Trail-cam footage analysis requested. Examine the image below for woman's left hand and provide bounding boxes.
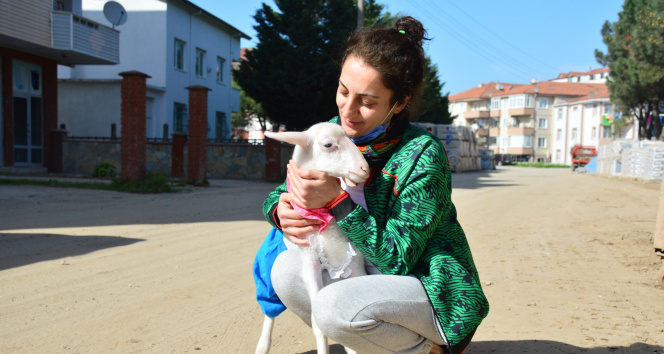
[288,160,343,209]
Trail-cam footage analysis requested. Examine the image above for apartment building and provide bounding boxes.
[450,79,610,162]
[552,86,635,165]
[57,0,250,140]
[549,67,610,84]
[0,0,119,171]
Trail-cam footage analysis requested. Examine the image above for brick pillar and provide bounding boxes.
[48,129,68,174]
[186,85,211,185]
[171,132,187,178]
[119,71,151,181]
[264,136,281,181]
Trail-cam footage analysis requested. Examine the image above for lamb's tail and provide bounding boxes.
[255,315,275,354]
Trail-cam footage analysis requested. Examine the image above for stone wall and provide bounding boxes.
[61,139,292,181]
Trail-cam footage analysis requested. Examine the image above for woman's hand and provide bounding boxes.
[287,160,343,209]
[276,192,321,246]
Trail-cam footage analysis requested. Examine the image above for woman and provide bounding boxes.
[262,16,489,354]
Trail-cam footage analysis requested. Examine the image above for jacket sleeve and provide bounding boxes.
[330,137,451,275]
[262,180,288,229]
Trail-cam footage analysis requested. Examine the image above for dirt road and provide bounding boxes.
[1,167,662,353]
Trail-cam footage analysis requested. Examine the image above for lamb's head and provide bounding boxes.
[264,123,370,184]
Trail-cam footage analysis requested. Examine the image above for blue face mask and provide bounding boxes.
[350,101,398,145]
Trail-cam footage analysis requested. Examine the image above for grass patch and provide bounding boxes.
[0,172,186,194]
[514,162,570,168]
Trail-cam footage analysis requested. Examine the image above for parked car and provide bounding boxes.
[494,154,513,166]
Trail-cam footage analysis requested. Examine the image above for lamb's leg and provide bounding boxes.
[255,315,274,354]
[300,248,329,354]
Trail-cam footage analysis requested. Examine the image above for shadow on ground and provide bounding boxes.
[0,233,144,271]
[295,341,663,354]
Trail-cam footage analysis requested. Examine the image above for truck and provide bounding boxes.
[570,145,597,171]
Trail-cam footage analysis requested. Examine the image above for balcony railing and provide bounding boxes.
[464,110,489,119]
[52,11,119,65]
[507,127,534,135]
[508,107,534,116]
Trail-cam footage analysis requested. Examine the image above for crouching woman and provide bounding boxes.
[262,16,489,354]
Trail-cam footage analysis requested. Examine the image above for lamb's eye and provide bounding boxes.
[323,143,333,148]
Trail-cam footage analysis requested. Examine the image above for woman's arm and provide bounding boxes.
[331,138,451,275]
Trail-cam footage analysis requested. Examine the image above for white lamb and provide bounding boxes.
[256,122,370,354]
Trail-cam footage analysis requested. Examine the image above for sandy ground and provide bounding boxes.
[1,167,663,354]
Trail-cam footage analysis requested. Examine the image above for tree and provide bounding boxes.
[596,0,664,140]
[410,56,455,124]
[234,0,383,131]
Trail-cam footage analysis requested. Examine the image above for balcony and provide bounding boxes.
[464,110,489,119]
[476,128,489,137]
[51,11,119,65]
[507,127,534,135]
[490,109,501,117]
[506,147,533,155]
[489,128,500,136]
[508,107,534,116]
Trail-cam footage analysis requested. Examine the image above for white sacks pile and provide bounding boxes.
[597,139,664,181]
[411,123,481,172]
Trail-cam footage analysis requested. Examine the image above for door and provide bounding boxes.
[12,61,42,166]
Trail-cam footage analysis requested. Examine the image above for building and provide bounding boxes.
[450,79,612,163]
[552,86,635,165]
[0,0,119,171]
[57,0,250,141]
[549,67,610,84]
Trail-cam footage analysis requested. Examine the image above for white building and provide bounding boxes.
[57,0,250,140]
[552,86,636,165]
[549,67,609,84]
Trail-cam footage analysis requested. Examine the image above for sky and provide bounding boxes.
[189,0,625,96]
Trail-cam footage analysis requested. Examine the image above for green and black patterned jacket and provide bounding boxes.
[262,119,489,347]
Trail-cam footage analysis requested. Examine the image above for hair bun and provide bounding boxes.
[395,16,427,43]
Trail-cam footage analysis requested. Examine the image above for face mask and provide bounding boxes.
[350,101,398,144]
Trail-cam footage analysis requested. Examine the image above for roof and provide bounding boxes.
[554,67,609,80]
[178,0,251,40]
[449,82,526,101]
[555,85,611,105]
[491,82,607,97]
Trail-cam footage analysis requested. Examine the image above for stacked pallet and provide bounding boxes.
[411,123,481,172]
[597,139,664,181]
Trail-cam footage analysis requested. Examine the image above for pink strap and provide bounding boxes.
[287,174,334,233]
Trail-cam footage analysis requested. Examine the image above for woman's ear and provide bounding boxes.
[394,96,411,114]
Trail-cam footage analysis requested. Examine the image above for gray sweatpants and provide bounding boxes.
[271,249,445,354]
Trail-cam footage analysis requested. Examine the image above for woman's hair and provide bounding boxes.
[341,16,429,107]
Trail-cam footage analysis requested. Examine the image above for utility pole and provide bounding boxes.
[357,0,364,28]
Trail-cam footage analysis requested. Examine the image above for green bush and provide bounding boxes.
[92,163,117,178]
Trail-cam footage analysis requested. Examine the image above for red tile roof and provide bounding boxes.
[556,85,610,104]
[490,82,607,97]
[554,67,609,79]
[449,82,526,101]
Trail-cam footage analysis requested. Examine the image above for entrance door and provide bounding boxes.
[12,61,43,166]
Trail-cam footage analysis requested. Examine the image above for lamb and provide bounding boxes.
[255,122,370,354]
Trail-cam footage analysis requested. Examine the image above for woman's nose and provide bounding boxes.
[340,97,356,118]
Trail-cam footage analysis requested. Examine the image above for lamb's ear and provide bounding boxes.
[264,131,311,149]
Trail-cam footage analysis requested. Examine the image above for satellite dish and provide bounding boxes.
[103,1,127,28]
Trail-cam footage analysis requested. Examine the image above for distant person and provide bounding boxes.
[261,16,489,354]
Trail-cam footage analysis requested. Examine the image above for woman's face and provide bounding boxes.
[336,56,405,139]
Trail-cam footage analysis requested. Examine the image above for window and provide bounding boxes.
[502,137,508,148]
[538,98,548,109]
[537,137,547,148]
[195,48,206,77]
[491,97,500,110]
[174,39,185,70]
[537,157,546,163]
[538,118,548,129]
[216,111,226,141]
[501,98,507,109]
[556,150,561,161]
[603,126,612,138]
[216,57,226,84]
[173,102,188,133]
[605,104,613,115]
[592,127,597,139]
[489,136,497,146]
[502,118,508,128]
[593,103,599,117]
[509,135,532,148]
[508,94,534,108]
[558,108,563,120]
[472,103,480,111]
[556,129,562,141]
[572,128,578,141]
[589,74,594,80]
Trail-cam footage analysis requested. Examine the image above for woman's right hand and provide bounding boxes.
[277,192,322,246]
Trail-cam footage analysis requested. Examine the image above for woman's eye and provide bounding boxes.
[361,101,374,107]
